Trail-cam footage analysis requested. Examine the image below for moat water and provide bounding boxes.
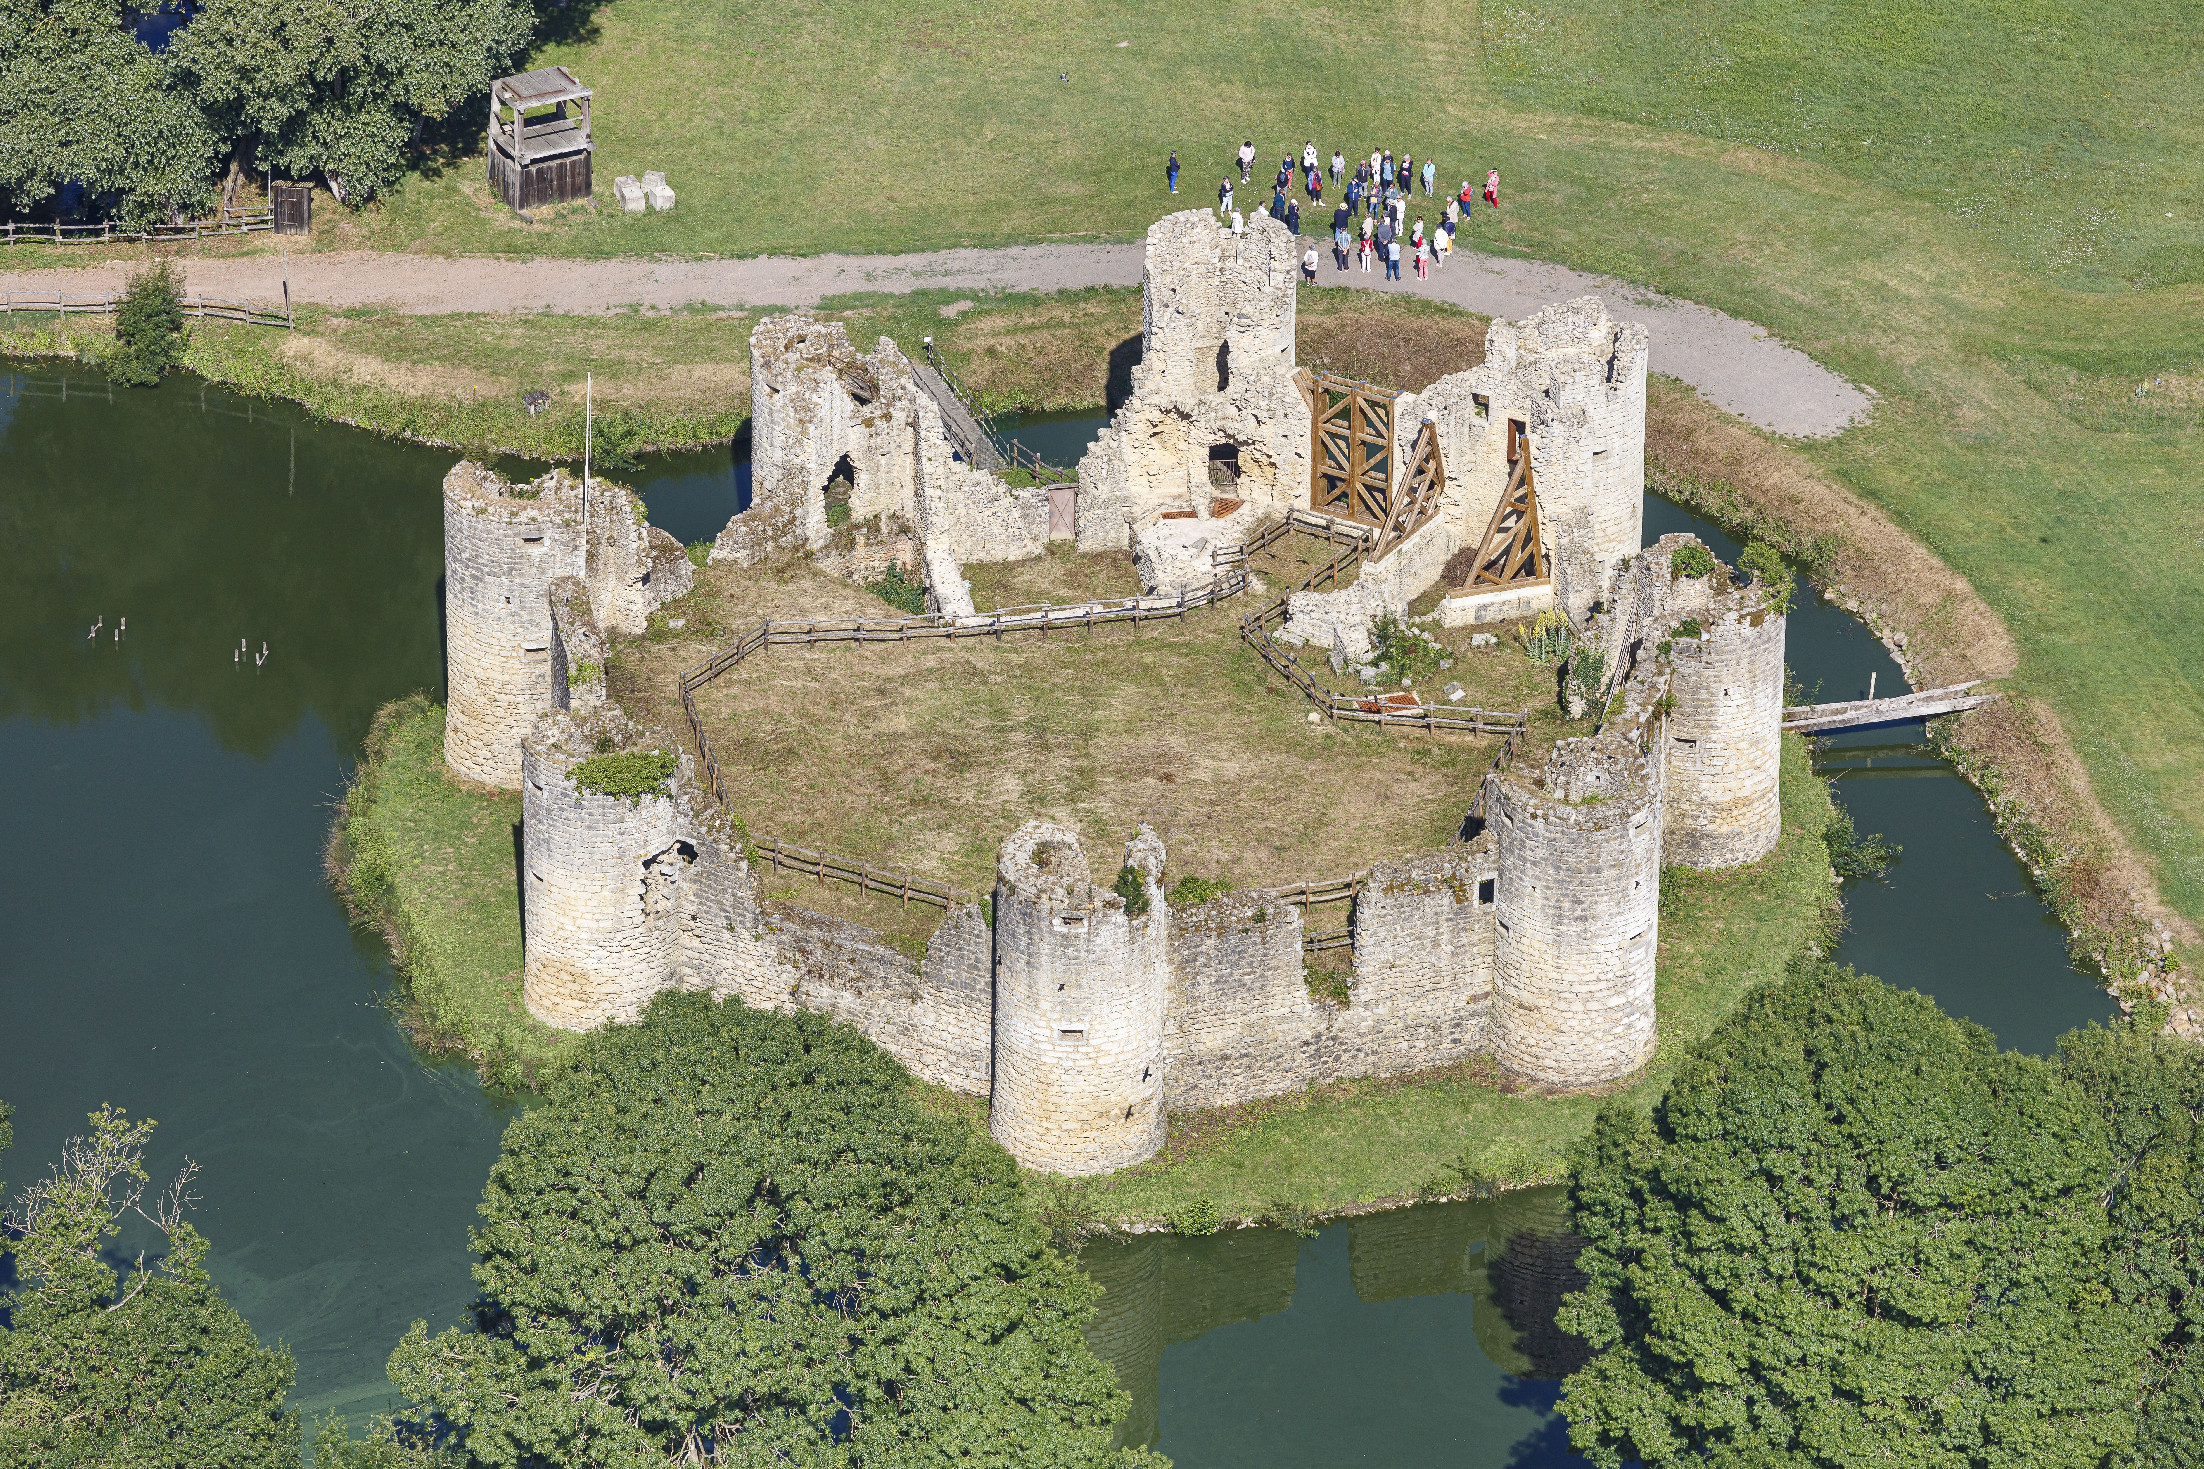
[0,381,2114,1453]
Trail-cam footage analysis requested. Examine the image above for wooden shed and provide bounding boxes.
[487,66,594,213]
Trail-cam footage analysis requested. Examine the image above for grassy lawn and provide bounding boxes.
[633,549,1557,902]
[333,695,575,1084]
[1091,733,1839,1226]
[287,0,2204,936]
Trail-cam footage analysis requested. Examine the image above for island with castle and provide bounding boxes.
[421,210,1805,1178]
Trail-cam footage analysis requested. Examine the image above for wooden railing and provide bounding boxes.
[674,514,1527,926]
[2,290,292,329]
[3,211,274,245]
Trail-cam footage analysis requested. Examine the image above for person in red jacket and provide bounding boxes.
[1484,168,1500,210]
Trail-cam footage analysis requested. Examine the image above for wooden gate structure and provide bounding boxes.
[1463,418,1548,588]
[1310,373,1396,526]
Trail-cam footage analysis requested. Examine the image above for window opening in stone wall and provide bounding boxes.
[1208,442,1242,490]
[1215,340,1231,391]
[1472,393,1489,420]
[1058,1026,1087,1043]
[1478,877,1496,906]
[823,454,856,531]
[1506,418,1527,463]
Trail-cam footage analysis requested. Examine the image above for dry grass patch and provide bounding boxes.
[963,545,1142,610]
[626,547,1555,902]
[1297,292,1490,391]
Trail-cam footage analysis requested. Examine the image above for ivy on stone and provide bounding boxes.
[1668,542,1716,580]
[387,993,1160,1469]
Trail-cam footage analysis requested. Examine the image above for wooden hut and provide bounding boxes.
[487,67,593,213]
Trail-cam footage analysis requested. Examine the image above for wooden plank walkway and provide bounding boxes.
[1782,681,1996,733]
[909,357,1004,472]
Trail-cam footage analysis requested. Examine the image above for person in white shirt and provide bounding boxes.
[1303,241,1319,281]
[1330,151,1345,185]
[1238,140,1256,182]
[1230,209,1245,236]
[1302,141,1318,173]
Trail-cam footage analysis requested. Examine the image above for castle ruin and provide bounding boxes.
[436,209,1790,1175]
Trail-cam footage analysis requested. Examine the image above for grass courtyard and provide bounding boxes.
[615,542,1560,922]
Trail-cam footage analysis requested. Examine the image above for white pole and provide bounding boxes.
[1868,670,1876,702]
[584,372,592,489]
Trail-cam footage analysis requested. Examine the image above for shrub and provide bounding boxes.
[1739,540,1794,613]
[589,405,644,472]
[1669,618,1704,640]
[1166,874,1233,908]
[685,541,710,567]
[564,659,601,691]
[568,749,676,801]
[1170,1197,1224,1236]
[387,994,1151,1468]
[1824,803,1899,880]
[1566,645,1610,713]
[867,563,928,615]
[1370,612,1447,682]
[1668,542,1716,580]
[1113,863,1151,916]
[107,260,187,387]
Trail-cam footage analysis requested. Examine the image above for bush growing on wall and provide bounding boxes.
[386,993,1159,1468]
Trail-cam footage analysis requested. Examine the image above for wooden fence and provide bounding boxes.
[2,211,274,245]
[673,514,1529,937]
[2,290,292,329]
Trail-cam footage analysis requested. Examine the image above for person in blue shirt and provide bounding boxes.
[1167,151,1179,194]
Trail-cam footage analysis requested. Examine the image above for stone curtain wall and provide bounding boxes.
[1162,894,1320,1110]
[548,576,606,715]
[443,463,585,787]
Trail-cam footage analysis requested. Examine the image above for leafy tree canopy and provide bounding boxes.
[0,0,219,224]
[1558,961,2150,1469]
[390,992,1162,1469]
[172,0,531,205]
[0,1105,300,1468]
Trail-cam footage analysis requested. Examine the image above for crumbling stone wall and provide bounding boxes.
[1076,211,1311,551]
[990,823,1170,1175]
[547,576,606,716]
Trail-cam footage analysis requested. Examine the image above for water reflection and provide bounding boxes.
[1082,1191,1593,1466]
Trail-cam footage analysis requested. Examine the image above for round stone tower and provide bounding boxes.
[1489,738,1661,1088]
[520,707,691,1030]
[443,462,585,788]
[1662,599,1786,868]
[990,822,1168,1175]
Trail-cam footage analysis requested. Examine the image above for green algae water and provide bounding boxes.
[0,384,2117,1455]
[0,366,509,1425]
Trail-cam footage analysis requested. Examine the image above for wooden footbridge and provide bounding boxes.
[1782,681,1997,734]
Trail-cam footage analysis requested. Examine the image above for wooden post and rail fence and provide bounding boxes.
[671,513,1532,950]
[2,289,293,329]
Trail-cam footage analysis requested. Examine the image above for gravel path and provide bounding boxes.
[0,242,1870,437]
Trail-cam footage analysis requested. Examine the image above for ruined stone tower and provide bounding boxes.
[442,463,586,787]
[1075,211,1311,549]
[990,823,1170,1174]
[520,707,695,1029]
[1596,534,1787,869]
[1489,736,1663,1087]
[442,462,692,789]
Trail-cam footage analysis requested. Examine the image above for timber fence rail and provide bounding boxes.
[672,513,1526,921]
[3,211,274,245]
[3,289,292,329]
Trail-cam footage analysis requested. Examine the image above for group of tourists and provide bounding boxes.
[1187,140,1502,285]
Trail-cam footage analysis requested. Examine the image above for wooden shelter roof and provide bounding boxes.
[493,66,591,109]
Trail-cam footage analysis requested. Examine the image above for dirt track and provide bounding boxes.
[0,241,1871,437]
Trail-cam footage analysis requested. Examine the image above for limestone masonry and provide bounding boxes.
[443,209,1793,1175]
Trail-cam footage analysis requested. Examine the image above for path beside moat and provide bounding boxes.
[0,241,1871,437]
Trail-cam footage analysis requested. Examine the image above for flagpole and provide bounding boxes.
[584,372,592,490]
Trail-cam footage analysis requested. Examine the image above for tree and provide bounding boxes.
[2055,1020,2204,1468]
[1557,961,2149,1469]
[172,0,532,205]
[0,0,219,225]
[389,992,1162,1469]
[107,257,187,386]
[0,1105,299,1468]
